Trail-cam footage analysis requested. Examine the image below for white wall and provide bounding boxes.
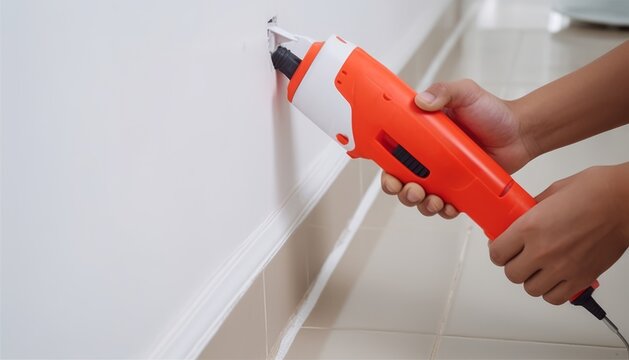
[0,0,451,358]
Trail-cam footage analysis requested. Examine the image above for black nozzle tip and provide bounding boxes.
[571,286,607,320]
[271,46,302,79]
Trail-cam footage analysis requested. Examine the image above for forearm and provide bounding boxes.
[611,162,629,242]
[511,40,629,159]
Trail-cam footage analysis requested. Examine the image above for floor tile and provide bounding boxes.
[360,191,404,229]
[285,328,435,360]
[435,336,626,359]
[501,84,539,100]
[436,29,522,84]
[304,160,362,241]
[510,27,627,84]
[358,159,380,195]
[443,225,629,347]
[298,223,343,284]
[475,0,553,30]
[362,191,466,232]
[303,221,466,334]
[199,276,267,359]
[513,124,629,196]
[301,160,363,283]
[398,0,461,90]
[263,232,309,351]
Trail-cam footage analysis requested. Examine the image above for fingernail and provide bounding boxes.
[419,91,436,103]
[383,181,393,193]
[407,189,421,203]
[427,200,439,213]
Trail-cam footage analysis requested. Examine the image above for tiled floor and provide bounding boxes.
[200,160,376,359]
[285,0,629,359]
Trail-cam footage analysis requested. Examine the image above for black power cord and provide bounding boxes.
[571,286,629,356]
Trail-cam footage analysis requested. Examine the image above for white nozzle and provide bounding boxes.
[268,25,297,51]
[267,21,314,59]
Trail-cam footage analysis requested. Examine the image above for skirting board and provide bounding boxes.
[149,143,349,359]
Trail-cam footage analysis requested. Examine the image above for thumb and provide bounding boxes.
[414,79,483,112]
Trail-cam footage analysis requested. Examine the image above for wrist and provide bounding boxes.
[506,97,543,162]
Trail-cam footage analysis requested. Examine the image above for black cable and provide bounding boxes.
[571,286,629,357]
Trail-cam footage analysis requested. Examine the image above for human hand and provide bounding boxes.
[489,164,629,305]
[381,79,536,218]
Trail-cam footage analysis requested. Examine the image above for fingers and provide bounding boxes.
[511,266,571,304]
[381,172,426,206]
[489,225,526,266]
[415,90,440,111]
[521,269,564,298]
[494,244,577,304]
[502,247,539,284]
[492,234,570,304]
[417,195,443,216]
[417,195,460,218]
[414,79,483,112]
[380,172,459,219]
[398,183,426,207]
[541,281,572,305]
[439,204,460,219]
[381,172,402,195]
[523,270,596,305]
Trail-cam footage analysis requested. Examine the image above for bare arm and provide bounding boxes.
[514,40,629,159]
[382,40,629,220]
[381,40,629,306]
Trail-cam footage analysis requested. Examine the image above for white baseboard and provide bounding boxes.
[272,170,383,359]
[148,143,348,359]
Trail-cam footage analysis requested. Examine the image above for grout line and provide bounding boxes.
[471,80,546,87]
[301,326,439,337]
[262,272,270,358]
[304,245,311,286]
[273,172,383,360]
[437,334,628,350]
[429,222,474,360]
[295,326,627,351]
[504,30,527,88]
[417,1,481,91]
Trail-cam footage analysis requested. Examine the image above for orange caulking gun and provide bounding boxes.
[268,26,628,351]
